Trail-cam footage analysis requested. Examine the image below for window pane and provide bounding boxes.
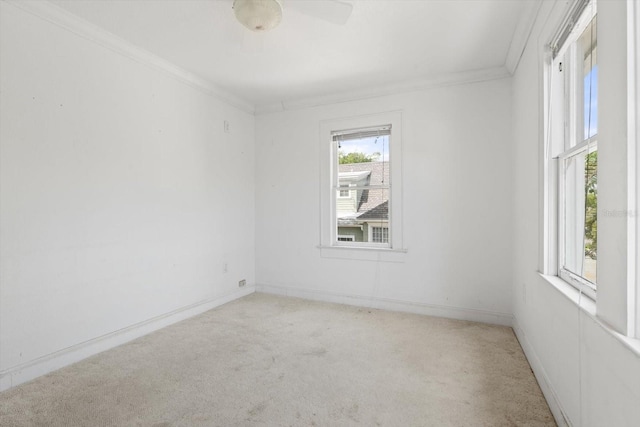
[338,135,389,189]
[581,16,597,140]
[336,188,389,244]
[584,150,597,283]
[563,149,597,283]
[335,132,390,245]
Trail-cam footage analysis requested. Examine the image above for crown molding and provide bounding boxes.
[254,66,512,115]
[4,0,528,117]
[3,0,255,114]
[505,0,543,75]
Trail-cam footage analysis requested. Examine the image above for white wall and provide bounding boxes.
[512,1,640,426]
[0,2,255,389]
[255,78,514,324]
[5,3,638,424]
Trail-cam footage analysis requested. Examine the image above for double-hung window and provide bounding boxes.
[547,0,598,297]
[319,111,403,253]
[332,125,391,248]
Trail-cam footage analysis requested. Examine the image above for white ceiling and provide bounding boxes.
[47,0,532,110]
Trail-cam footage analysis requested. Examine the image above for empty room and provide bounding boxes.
[1,0,639,425]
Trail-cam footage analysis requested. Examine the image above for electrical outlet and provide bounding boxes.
[238,279,246,287]
[223,262,228,273]
[224,120,230,133]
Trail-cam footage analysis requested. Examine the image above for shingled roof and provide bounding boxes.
[357,200,388,220]
[338,161,389,220]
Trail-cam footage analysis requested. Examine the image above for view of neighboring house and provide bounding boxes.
[337,161,389,243]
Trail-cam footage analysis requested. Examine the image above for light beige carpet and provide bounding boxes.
[0,293,555,426]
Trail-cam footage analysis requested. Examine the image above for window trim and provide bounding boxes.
[540,0,640,338]
[333,130,391,249]
[319,111,404,254]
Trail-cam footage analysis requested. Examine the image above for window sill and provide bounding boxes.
[317,245,408,262]
[538,273,640,357]
[538,273,596,316]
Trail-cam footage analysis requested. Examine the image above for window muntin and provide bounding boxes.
[332,126,391,247]
[551,0,598,295]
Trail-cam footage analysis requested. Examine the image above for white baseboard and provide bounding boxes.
[256,283,514,326]
[0,286,256,392]
[512,316,572,427]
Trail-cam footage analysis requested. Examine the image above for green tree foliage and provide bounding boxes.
[338,151,380,164]
[584,151,597,259]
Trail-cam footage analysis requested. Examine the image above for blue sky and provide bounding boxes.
[584,65,598,139]
[339,135,389,161]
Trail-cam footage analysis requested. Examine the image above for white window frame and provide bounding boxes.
[319,111,404,253]
[543,0,598,300]
[540,0,640,339]
[333,125,390,249]
[558,143,598,299]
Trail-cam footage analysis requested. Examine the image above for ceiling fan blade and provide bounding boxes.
[287,0,353,25]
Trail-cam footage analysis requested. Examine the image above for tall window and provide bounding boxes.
[319,111,403,254]
[332,126,391,247]
[549,0,598,296]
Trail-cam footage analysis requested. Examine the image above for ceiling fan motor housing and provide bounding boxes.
[233,0,283,32]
